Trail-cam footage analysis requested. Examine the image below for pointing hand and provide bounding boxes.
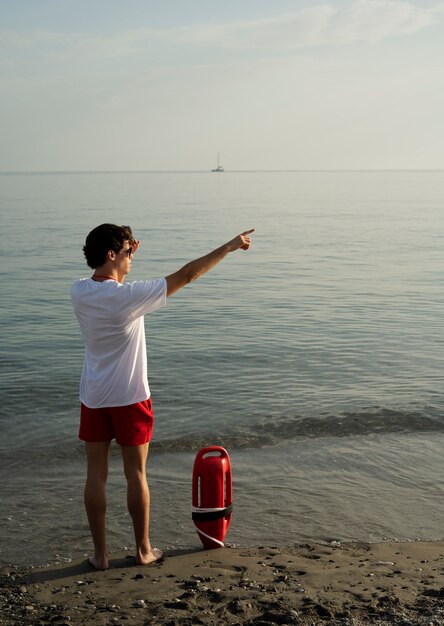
[228,229,255,252]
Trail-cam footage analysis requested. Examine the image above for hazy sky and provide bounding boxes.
[1,0,444,171]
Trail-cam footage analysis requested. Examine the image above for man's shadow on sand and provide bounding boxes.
[22,548,201,585]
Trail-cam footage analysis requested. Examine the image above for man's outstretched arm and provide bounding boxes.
[165,229,254,297]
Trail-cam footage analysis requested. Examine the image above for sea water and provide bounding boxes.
[0,170,443,567]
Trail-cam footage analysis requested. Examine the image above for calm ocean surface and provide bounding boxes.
[0,170,443,567]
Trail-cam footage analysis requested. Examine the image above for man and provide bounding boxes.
[71,223,254,570]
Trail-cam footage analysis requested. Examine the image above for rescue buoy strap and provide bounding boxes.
[195,528,225,547]
[192,503,233,521]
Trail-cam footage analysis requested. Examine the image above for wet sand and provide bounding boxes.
[1,541,444,625]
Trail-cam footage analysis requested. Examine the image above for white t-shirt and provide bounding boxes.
[71,277,167,408]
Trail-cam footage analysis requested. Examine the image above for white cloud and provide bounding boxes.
[1,0,442,64]
[158,0,441,50]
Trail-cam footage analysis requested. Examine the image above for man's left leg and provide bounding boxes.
[84,440,111,570]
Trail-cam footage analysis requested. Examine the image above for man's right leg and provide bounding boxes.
[121,443,163,565]
[84,441,111,570]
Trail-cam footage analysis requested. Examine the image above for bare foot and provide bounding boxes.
[136,547,164,566]
[89,554,109,571]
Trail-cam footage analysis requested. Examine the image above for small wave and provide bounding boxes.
[1,407,442,467]
[154,406,443,454]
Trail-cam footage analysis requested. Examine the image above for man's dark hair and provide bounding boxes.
[83,223,134,269]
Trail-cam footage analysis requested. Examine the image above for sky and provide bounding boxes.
[1,0,444,171]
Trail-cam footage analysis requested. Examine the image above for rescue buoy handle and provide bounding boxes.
[197,445,228,460]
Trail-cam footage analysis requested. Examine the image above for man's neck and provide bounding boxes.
[92,265,123,283]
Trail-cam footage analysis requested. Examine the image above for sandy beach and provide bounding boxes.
[1,541,444,625]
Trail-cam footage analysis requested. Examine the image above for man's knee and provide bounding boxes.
[124,467,147,485]
[121,444,149,481]
[86,468,108,484]
[85,441,110,482]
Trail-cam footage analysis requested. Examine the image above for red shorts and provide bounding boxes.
[79,398,154,446]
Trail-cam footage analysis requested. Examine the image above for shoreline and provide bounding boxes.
[1,540,444,625]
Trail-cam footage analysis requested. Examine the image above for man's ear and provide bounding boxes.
[107,250,116,261]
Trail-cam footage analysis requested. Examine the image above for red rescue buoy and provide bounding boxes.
[192,446,233,549]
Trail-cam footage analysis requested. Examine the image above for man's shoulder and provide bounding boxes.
[71,278,89,291]
[126,278,166,290]
[125,278,167,313]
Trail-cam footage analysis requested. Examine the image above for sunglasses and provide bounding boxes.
[123,247,133,257]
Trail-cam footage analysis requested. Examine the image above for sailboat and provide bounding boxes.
[211,153,224,172]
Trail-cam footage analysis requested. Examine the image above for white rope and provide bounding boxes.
[195,527,225,548]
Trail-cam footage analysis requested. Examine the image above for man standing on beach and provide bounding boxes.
[71,224,254,570]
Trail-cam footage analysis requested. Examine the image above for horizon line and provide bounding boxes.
[1,168,444,175]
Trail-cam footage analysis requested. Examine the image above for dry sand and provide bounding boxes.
[1,541,444,625]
